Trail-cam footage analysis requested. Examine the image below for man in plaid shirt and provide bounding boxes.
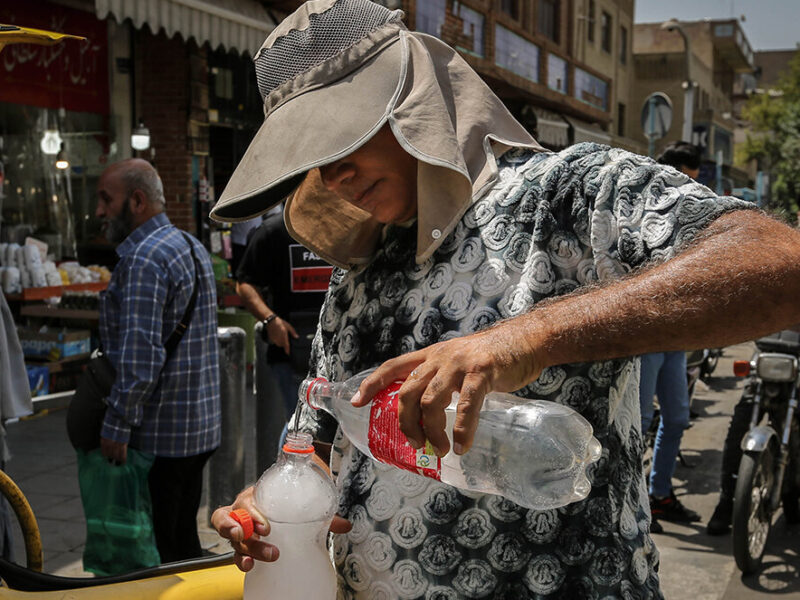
[95,158,221,562]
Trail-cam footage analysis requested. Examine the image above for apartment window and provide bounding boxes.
[601,11,611,53]
[495,24,540,83]
[454,2,485,57]
[619,26,628,65]
[537,0,559,43]
[499,0,521,21]
[416,0,447,37]
[548,53,568,93]
[617,102,626,137]
[574,67,608,111]
[587,0,595,42]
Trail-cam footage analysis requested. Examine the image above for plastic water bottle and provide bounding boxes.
[301,370,602,510]
[230,432,338,600]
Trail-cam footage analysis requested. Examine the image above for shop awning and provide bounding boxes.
[95,0,275,57]
[563,116,612,146]
[531,107,569,149]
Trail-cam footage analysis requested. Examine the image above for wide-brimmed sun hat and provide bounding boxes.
[210,0,543,268]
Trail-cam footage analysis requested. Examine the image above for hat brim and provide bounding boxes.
[210,39,404,222]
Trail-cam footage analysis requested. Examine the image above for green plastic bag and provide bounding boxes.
[77,448,160,575]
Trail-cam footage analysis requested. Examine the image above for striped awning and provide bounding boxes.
[563,115,612,146]
[95,0,275,57]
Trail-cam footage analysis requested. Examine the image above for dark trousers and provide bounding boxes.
[719,390,757,499]
[148,449,214,563]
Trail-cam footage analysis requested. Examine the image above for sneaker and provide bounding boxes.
[650,491,701,523]
[706,497,733,535]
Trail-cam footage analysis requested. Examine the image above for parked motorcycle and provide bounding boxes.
[731,330,800,574]
[701,348,723,379]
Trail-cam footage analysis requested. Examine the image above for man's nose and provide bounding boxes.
[95,203,105,219]
[319,161,355,191]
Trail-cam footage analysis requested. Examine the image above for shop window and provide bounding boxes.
[537,0,559,43]
[548,53,568,93]
[617,102,626,137]
[416,0,447,37]
[454,2,485,57]
[574,67,608,111]
[619,26,628,65]
[495,24,540,83]
[601,11,612,53]
[0,103,108,258]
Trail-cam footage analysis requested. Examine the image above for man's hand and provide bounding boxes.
[211,486,352,572]
[354,318,546,458]
[261,317,298,356]
[100,437,128,465]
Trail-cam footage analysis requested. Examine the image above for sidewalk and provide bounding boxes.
[3,391,265,576]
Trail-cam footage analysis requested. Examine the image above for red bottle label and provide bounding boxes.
[368,381,441,480]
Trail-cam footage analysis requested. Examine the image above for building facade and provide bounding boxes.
[632,18,755,191]
[374,0,642,153]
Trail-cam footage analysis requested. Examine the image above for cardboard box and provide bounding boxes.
[17,328,91,359]
[25,365,49,397]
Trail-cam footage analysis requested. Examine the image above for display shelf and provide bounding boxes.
[19,305,99,321]
[25,352,90,373]
[19,281,108,300]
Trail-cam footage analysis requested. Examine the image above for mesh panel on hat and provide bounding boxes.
[255,0,403,100]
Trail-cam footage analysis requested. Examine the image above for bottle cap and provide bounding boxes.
[229,508,254,540]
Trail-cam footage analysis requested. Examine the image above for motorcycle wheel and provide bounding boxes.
[732,449,775,575]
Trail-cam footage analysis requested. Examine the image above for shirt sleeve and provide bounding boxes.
[566,145,755,280]
[235,226,271,287]
[101,256,169,444]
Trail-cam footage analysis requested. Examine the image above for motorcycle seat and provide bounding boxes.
[755,330,800,356]
[0,551,234,592]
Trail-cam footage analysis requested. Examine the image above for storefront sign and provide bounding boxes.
[0,1,109,115]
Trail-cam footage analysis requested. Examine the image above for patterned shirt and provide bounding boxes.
[298,144,752,599]
[100,212,221,457]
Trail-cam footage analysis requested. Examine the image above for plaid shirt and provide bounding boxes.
[99,213,221,457]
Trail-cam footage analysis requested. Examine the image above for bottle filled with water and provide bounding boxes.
[301,370,602,511]
[231,432,337,600]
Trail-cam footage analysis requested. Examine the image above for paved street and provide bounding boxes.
[1,342,798,597]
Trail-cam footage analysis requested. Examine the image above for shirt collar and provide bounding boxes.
[116,212,171,257]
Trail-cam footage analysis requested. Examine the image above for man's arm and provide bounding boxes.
[356,210,800,455]
[236,280,297,355]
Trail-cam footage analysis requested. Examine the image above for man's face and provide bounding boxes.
[318,124,417,224]
[95,168,134,244]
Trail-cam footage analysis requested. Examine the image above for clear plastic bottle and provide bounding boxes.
[301,370,602,511]
[232,432,338,600]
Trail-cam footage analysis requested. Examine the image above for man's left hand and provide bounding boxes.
[353,317,545,458]
[100,437,128,465]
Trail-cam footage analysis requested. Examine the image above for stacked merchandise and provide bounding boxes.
[0,242,110,295]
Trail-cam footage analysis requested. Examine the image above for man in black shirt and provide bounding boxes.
[235,206,332,424]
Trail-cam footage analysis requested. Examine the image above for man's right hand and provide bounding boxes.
[261,316,299,356]
[211,485,352,572]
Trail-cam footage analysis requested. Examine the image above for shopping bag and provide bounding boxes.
[77,448,160,575]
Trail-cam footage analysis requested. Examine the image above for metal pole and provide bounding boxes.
[648,95,657,158]
[209,327,246,513]
[254,321,288,474]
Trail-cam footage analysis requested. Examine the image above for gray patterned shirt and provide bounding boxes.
[299,143,752,599]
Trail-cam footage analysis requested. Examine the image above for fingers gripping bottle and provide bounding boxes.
[231,432,338,600]
[301,370,602,511]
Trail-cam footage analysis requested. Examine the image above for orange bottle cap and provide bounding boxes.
[229,508,254,540]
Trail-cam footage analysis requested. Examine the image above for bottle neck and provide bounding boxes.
[302,377,336,414]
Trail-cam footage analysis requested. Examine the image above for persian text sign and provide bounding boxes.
[0,0,109,115]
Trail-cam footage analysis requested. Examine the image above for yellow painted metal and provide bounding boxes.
[0,564,244,599]
[0,470,42,572]
[0,24,86,53]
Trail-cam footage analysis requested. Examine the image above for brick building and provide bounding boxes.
[372,0,642,152]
